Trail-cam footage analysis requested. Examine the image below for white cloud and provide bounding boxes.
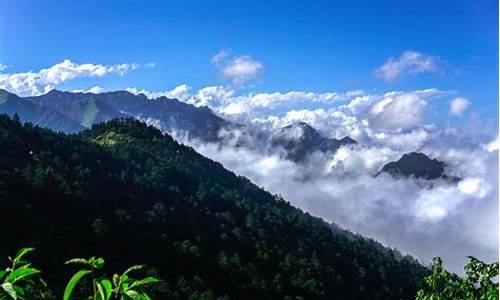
[363,89,450,131]
[374,51,439,81]
[0,59,142,96]
[483,136,499,153]
[222,56,264,85]
[0,64,7,71]
[449,97,471,115]
[210,50,264,86]
[71,86,106,94]
[365,92,428,130]
[210,49,231,65]
[186,85,235,107]
[183,86,362,118]
[126,84,191,101]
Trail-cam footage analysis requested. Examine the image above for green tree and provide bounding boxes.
[415,256,498,300]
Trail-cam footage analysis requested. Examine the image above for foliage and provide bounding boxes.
[63,256,161,300]
[0,114,430,299]
[0,248,47,300]
[415,257,499,300]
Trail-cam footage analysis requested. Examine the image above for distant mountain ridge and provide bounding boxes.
[0,89,84,133]
[2,89,357,161]
[25,89,234,142]
[26,90,127,128]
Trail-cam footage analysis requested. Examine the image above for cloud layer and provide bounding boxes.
[182,120,498,274]
[149,84,496,274]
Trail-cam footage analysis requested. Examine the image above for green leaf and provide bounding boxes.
[124,290,151,300]
[92,257,105,269]
[4,266,41,284]
[10,287,23,299]
[123,265,144,276]
[12,248,35,267]
[1,283,16,300]
[99,279,112,300]
[126,277,161,290]
[112,274,119,288]
[120,274,129,286]
[64,258,89,266]
[96,281,106,300]
[0,271,6,282]
[119,280,129,294]
[63,269,92,300]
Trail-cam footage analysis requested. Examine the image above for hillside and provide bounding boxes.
[0,114,428,299]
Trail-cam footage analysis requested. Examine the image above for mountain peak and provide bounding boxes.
[379,152,449,180]
[280,122,322,140]
[46,89,67,96]
[339,136,357,145]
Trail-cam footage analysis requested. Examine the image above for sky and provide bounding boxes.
[0,0,498,123]
[0,0,498,273]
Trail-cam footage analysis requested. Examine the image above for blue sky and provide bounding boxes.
[0,0,498,122]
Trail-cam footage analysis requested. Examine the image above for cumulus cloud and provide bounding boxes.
[211,50,264,86]
[374,51,439,81]
[0,59,142,96]
[222,56,264,85]
[365,91,428,130]
[449,97,471,115]
[0,64,7,71]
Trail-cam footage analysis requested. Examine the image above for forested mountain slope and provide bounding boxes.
[0,115,428,299]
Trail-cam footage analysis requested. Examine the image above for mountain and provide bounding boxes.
[0,89,84,133]
[23,91,356,160]
[271,122,357,161]
[378,152,459,181]
[25,90,126,128]
[0,114,427,299]
[26,90,235,142]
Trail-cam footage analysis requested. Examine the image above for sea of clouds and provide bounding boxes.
[167,85,499,274]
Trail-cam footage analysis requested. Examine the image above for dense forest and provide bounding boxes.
[0,114,430,299]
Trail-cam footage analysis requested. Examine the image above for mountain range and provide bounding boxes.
[0,89,454,180]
